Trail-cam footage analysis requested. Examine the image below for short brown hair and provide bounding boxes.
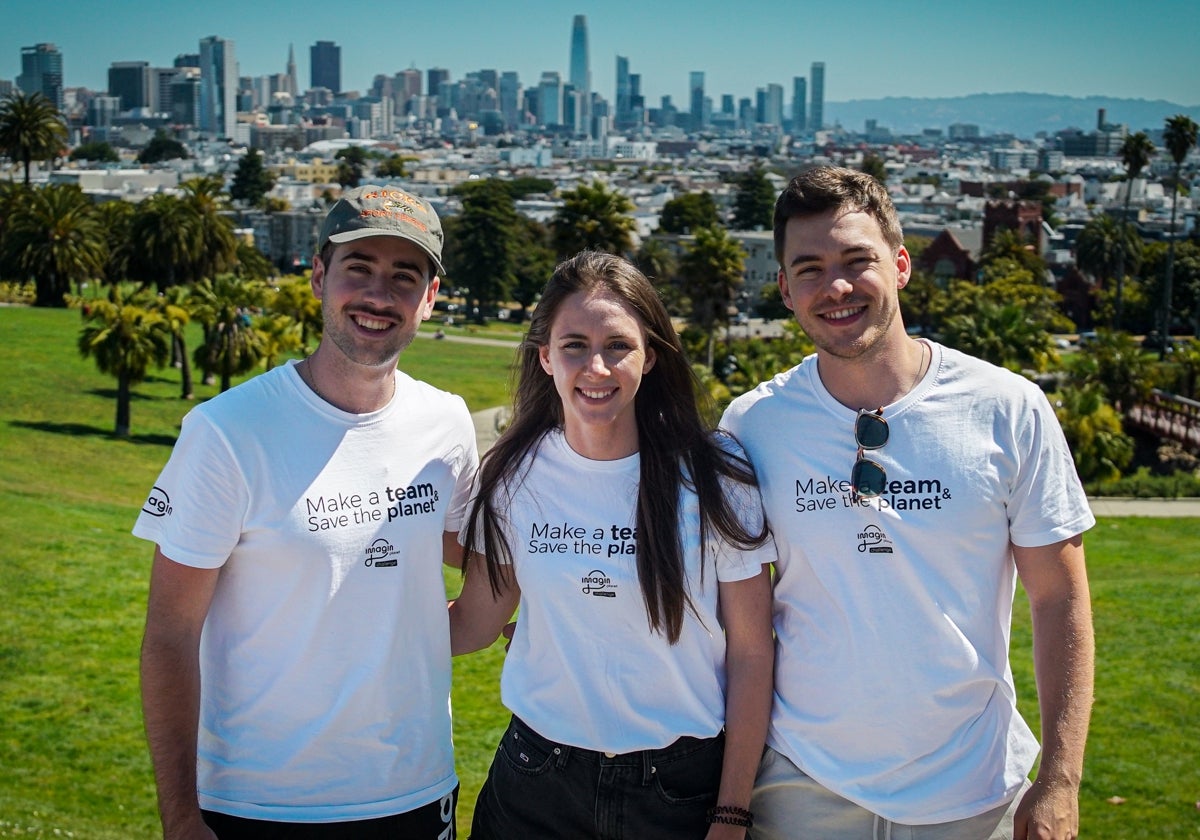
[773,166,903,264]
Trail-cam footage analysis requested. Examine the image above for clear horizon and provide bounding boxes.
[3,0,1197,109]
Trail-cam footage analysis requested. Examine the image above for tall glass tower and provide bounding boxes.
[199,36,237,139]
[810,61,825,131]
[17,43,63,109]
[792,76,807,133]
[569,15,591,137]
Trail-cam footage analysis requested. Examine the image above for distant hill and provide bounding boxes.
[825,93,1200,139]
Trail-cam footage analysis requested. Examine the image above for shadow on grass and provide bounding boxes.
[10,419,177,447]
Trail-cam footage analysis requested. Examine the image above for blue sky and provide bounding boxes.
[3,0,1197,106]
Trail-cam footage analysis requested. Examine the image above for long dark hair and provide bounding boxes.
[463,251,768,643]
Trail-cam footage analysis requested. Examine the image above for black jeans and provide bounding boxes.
[202,785,457,839]
[470,716,723,840]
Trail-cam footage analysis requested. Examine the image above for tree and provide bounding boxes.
[1066,328,1155,413]
[269,275,323,352]
[153,285,195,399]
[443,178,522,319]
[859,154,887,185]
[376,154,414,179]
[128,194,204,290]
[2,184,106,307]
[137,130,188,164]
[1159,115,1198,357]
[181,176,239,282]
[229,147,277,208]
[0,92,67,185]
[335,146,368,188]
[633,237,681,312]
[940,299,1058,372]
[1115,131,1155,329]
[95,199,134,284]
[509,217,556,321]
[191,274,269,392]
[78,284,171,437]
[980,228,1045,280]
[1076,213,1142,303]
[678,225,746,369]
[1052,385,1134,484]
[731,163,775,231]
[551,180,636,258]
[658,192,719,234]
[69,141,119,163]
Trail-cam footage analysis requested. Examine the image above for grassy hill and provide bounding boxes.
[0,305,1196,838]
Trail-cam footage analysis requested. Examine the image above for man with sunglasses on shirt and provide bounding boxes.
[721,166,1094,840]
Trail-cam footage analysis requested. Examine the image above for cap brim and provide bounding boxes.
[326,229,445,277]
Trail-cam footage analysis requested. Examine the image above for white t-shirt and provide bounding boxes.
[133,360,478,822]
[721,342,1094,824]
[484,429,772,753]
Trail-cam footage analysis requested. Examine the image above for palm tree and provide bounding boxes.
[181,176,238,281]
[191,274,268,392]
[551,181,636,258]
[1115,131,1155,330]
[0,92,67,185]
[678,226,746,370]
[268,275,323,352]
[254,312,304,371]
[2,184,106,307]
[78,284,172,437]
[1159,115,1199,359]
[128,194,203,291]
[154,285,195,399]
[95,200,134,285]
[634,237,681,313]
[940,299,1057,372]
[1051,385,1133,484]
[1075,214,1142,305]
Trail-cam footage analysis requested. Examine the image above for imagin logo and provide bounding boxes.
[857,524,894,554]
[581,570,616,598]
[142,486,173,518]
[365,538,398,567]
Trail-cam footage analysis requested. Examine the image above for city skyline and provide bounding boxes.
[2,0,1198,111]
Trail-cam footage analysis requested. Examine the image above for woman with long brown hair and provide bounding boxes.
[450,251,774,839]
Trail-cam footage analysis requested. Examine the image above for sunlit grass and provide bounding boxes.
[1,305,1197,838]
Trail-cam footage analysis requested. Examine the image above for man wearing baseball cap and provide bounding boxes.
[136,185,477,839]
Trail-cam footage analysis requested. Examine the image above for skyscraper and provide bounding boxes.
[108,61,151,111]
[569,15,591,137]
[615,55,631,129]
[427,67,450,99]
[689,71,705,130]
[499,71,521,128]
[810,61,825,131]
[17,43,63,108]
[286,44,298,98]
[538,72,562,127]
[791,76,807,133]
[310,41,341,94]
[199,36,237,139]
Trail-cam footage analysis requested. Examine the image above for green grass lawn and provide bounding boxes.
[1,305,1197,838]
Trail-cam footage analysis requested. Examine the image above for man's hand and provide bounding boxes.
[1013,775,1080,840]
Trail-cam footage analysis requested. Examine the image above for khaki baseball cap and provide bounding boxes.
[317,185,445,276]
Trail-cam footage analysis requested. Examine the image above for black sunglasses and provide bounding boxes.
[851,408,889,498]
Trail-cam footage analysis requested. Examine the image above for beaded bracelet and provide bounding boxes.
[706,805,754,828]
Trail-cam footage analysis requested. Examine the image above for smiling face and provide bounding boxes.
[538,289,656,460]
[778,208,911,362]
[312,236,438,369]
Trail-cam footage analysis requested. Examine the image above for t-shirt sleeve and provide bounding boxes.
[441,397,481,534]
[711,434,776,583]
[1006,387,1096,547]
[131,410,249,569]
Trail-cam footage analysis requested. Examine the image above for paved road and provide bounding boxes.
[469,407,1200,517]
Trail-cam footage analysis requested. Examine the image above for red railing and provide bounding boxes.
[1125,389,1200,453]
